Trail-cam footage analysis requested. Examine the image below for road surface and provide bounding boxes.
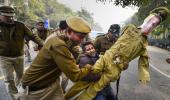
[0,46,169,100]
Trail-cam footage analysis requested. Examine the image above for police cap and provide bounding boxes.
[66,16,91,34]
[0,6,15,16]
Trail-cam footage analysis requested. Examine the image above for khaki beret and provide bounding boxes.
[150,7,170,22]
[66,16,91,34]
[0,6,15,16]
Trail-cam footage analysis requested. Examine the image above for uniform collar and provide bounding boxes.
[58,34,75,49]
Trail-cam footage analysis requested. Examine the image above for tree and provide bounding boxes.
[2,0,103,30]
[96,0,151,7]
[114,0,170,47]
[9,0,76,28]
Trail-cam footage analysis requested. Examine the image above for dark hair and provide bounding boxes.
[108,24,120,34]
[82,41,95,52]
[36,21,44,25]
[59,20,68,30]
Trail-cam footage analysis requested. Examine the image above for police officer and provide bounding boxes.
[45,20,68,42]
[94,24,120,54]
[67,7,170,100]
[32,20,51,51]
[0,6,43,100]
[34,20,51,40]
[20,16,92,100]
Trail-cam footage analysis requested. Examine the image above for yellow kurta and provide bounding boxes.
[66,24,150,100]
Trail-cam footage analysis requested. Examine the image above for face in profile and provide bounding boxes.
[68,30,87,46]
[140,15,161,35]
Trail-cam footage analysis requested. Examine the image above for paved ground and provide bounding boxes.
[147,46,170,76]
[0,46,170,100]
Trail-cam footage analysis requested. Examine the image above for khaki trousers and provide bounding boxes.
[0,56,24,100]
[19,79,65,100]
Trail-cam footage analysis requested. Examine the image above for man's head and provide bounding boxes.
[36,20,45,31]
[107,24,120,41]
[140,7,170,35]
[65,16,91,45]
[59,20,68,32]
[59,20,68,30]
[0,6,15,24]
[82,41,96,56]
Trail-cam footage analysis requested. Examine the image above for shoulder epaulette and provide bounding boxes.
[120,24,137,35]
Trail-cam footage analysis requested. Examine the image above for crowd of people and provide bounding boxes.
[0,5,169,100]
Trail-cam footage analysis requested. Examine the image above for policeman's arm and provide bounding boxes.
[78,56,101,82]
[138,49,150,83]
[50,45,92,82]
[24,24,44,46]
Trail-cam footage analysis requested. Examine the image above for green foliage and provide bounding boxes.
[8,0,102,30]
[77,8,94,26]
[119,0,170,45]
[152,26,164,36]
[96,0,150,7]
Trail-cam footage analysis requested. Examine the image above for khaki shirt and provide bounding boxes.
[22,34,91,88]
[33,29,51,41]
[94,34,116,54]
[0,21,43,57]
[67,24,150,99]
[93,24,150,82]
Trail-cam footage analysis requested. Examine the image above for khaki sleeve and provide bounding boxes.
[138,49,150,82]
[77,49,121,99]
[24,24,43,46]
[50,45,91,82]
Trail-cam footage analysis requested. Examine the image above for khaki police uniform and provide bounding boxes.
[0,5,43,100]
[20,16,91,100]
[66,24,150,99]
[94,34,116,54]
[76,24,150,99]
[33,29,50,41]
[66,7,170,100]
[66,25,120,99]
[32,29,51,51]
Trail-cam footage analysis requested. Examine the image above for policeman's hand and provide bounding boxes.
[134,80,150,94]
